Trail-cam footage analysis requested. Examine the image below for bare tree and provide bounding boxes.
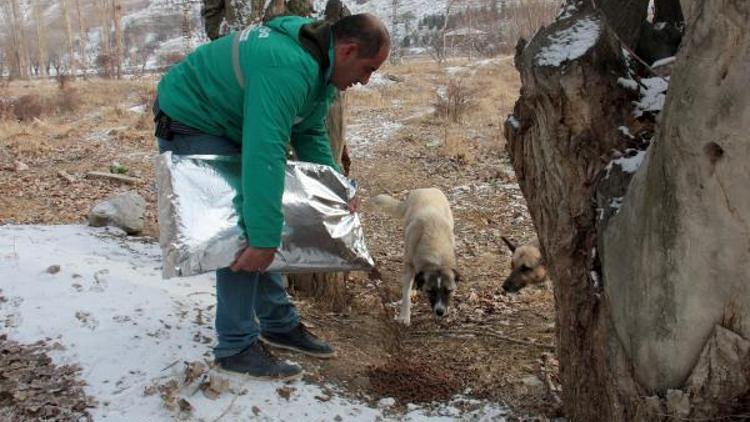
[113,0,124,78]
[9,0,30,79]
[96,0,113,77]
[504,0,559,46]
[74,0,88,78]
[31,0,48,79]
[389,0,401,64]
[438,0,458,64]
[61,0,77,78]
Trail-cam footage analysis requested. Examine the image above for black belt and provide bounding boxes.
[153,97,205,140]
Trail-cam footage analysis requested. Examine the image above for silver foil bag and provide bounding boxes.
[155,152,374,278]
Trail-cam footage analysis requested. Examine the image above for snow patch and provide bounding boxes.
[617,77,639,91]
[0,224,511,421]
[506,115,521,130]
[634,77,669,117]
[445,66,470,76]
[557,2,578,20]
[606,148,648,176]
[346,118,403,158]
[536,16,601,67]
[652,56,676,68]
[128,104,147,113]
[618,126,635,139]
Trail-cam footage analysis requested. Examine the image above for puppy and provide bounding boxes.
[371,188,459,325]
[500,236,547,293]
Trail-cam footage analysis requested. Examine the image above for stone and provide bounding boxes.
[88,191,146,235]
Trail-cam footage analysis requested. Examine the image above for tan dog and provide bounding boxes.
[501,236,547,293]
[371,188,460,325]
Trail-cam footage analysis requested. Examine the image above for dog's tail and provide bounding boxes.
[371,194,407,219]
[501,236,517,252]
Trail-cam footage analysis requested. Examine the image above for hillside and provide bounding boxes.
[1,0,538,75]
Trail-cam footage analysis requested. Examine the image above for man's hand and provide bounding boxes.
[348,196,359,213]
[230,247,276,273]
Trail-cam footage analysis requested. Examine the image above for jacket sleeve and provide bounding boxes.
[241,65,312,248]
[290,87,341,172]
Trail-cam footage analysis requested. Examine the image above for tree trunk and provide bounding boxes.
[275,0,352,313]
[61,0,77,78]
[603,0,750,415]
[9,0,30,79]
[32,0,48,79]
[506,0,750,419]
[113,0,124,79]
[597,0,649,47]
[95,0,110,77]
[74,0,88,78]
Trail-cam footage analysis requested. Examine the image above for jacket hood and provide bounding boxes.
[266,16,332,79]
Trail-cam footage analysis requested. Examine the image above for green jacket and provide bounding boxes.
[157,16,340,248]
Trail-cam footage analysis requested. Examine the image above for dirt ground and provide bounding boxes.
[0,57,561,419]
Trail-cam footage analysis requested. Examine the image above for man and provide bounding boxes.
[154,14,390,380]
[201,0,315,41]
[201,0,251,41]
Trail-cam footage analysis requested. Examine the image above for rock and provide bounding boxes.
[45,265,61,274]
[88,191,146,235]
[519,375,546,396]
[384,73,404,83]
[14,161,28,172]
[377,397,396,408]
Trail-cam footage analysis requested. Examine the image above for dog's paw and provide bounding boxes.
[395,314,411,326]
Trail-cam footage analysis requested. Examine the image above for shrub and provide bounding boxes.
[434,79,472,123]
[57,88,81,114]
[13,94,46,121]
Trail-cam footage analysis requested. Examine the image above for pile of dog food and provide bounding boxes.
[366,356,467,403]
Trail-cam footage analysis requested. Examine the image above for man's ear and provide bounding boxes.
[414,272,426,290]
[337,41,359,60]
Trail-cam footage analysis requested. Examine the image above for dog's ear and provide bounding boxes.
[453,269,461,283]
[414,272,426,290]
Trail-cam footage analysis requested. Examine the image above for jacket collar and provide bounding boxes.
[298,21,334,84]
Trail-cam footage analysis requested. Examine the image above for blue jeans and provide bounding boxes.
[157,133,299,358]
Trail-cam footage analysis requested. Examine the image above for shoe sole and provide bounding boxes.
[259,336,337,359]
[214,366,305,382]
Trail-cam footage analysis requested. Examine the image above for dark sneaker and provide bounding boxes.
[214,341,303,381]
[260,323,336,358]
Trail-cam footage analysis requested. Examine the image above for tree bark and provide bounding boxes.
[603,0,750,410]
[506,4,636,419]
[597,0,649,47]
[74,0,88,78]
[506,0,750,419]
[9,0,30,79]
[32,0,48,79]
[61,0,77,78]
[113,0,123,79]
[96,0,113,77]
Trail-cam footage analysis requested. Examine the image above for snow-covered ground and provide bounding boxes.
[0,225,511,420]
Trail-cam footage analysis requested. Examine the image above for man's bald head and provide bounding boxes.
[332,13,390,58]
